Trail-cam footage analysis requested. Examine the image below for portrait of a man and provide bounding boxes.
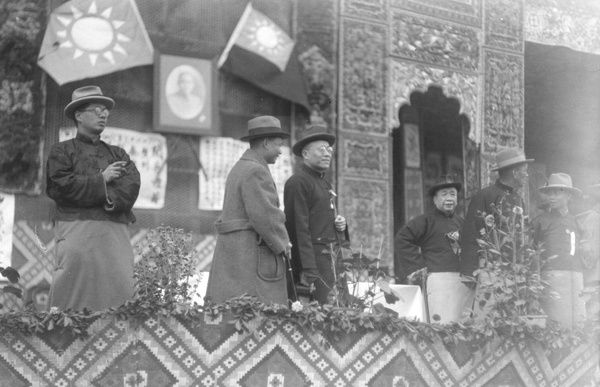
[154,55,217,135]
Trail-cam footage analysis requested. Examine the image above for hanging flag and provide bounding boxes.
[218,3,309,110]
[38,0,154,86]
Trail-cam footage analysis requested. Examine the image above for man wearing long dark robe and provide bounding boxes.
[395,175,472,323]
[46,86,140,311]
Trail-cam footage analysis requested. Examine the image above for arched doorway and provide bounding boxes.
[392,85,475,236]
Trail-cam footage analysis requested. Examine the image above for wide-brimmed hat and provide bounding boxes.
[491,148,534,171]
[428,174,462,196]
[539,173,581,195]
[64,86,115,119]
[292,125,336,156]
[240,116,290,141]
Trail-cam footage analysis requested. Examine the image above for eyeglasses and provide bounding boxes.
[79,107,110,117]
[315,145,334,155]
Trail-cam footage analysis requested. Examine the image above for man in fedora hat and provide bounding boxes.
[531,173,586,328]
[46,86,141,311]
[460,147,533,318]
[284,125,348,304]
[206,116,292,305]
[395,175,473,323]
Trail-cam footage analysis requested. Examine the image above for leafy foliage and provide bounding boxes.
[0,265,22,309]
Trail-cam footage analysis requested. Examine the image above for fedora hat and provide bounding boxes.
[491,148,534,171]
[240,116,290,141]
[428,174,462,196]
[539,173,581,195]
[64,86,115,119]
[292,125,336,156]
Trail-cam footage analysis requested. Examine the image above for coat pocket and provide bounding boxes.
[257,245,284,282]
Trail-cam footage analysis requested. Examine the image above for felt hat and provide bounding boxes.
[539,173,581,195]
[428,174,462,196]
[64,86,115,119]
[491,148,534,171]
[240,116,290,141]
[292,125,336,156]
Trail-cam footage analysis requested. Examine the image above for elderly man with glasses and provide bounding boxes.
[46,86,140,312]
[284,125,349,304]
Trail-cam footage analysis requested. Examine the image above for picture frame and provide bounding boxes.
[154,54,219,135]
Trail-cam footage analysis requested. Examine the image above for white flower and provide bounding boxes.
[513,206,524,215]
[291,301,303,312]
[484,214,495,228]
[49,307,60,315]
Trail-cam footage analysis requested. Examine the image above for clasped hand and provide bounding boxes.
[102,161,128,183]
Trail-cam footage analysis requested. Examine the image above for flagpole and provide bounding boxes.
[217,2,254,68]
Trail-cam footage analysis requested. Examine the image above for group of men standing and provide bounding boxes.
[45,88,598,331]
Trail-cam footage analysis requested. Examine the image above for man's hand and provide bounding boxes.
[334,215,346,232]
[299,269,319,288]
[102,161,127,183]
[284,242,292,258]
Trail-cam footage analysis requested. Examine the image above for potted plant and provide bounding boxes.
[474,201,556,328]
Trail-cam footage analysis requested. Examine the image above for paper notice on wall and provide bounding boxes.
[59,127,167,209]
[198,137,292,210]
[0,192,15,269]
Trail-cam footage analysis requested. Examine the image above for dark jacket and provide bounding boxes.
[395,209,463,281]
[206,149,290,305]
[460,179,525,276]
[46,132,140,224]
[532,210,582,272]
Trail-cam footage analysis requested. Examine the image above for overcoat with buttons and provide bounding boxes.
[206,149,290,305]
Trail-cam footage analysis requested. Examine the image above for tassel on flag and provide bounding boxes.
[38,0,154,85]
[218,3,309,110]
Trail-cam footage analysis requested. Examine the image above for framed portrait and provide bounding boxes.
[154,54,219,135]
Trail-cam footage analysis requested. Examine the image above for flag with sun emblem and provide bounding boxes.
[218,3,309,109]
[38,0,153,85]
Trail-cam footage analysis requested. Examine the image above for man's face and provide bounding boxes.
[303,140,333,172]
[512,164,529,188]
[546,188,571,211]
[264,137,284,164]
[75,103,109,134]
[433,187,458,214]
[178,73,194,95]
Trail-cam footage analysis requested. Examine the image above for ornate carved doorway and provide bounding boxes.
[392,86,476,235]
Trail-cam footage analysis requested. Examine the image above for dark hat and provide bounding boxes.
[240,116,290,141]
[428,174,462,196]
[491,148,534,171]
[292,125,336,156]
[539,173,581,195]
[64,86,115,119]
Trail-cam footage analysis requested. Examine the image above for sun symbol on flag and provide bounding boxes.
[55,1,130,66]
[247,19,290,56]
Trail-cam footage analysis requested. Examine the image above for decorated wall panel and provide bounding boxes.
[0,317,597,386]
[482,49,524,153]
[525,0,600,55]
[338,177,390,262]
[342,0,388,21]
[484,0,524,53]
[391,0,482,27]
[391,10,481,72]
[340,19,388,135]
[339,132,390,179]
[391,60,480,143]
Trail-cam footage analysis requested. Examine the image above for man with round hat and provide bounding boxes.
[284,125,348,304]
[459,147,533,318]
[46,86,141,311]
[531,173,586,328]
[206,116,292,305]
[395,175,474,323]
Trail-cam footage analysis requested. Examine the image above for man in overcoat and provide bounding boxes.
[206,116,292,305]
[460,147,533,317]
[284,125,348,304]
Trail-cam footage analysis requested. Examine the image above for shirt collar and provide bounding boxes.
[495,179,515,193]
[76,131,101,145]
[302,163,325,178]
